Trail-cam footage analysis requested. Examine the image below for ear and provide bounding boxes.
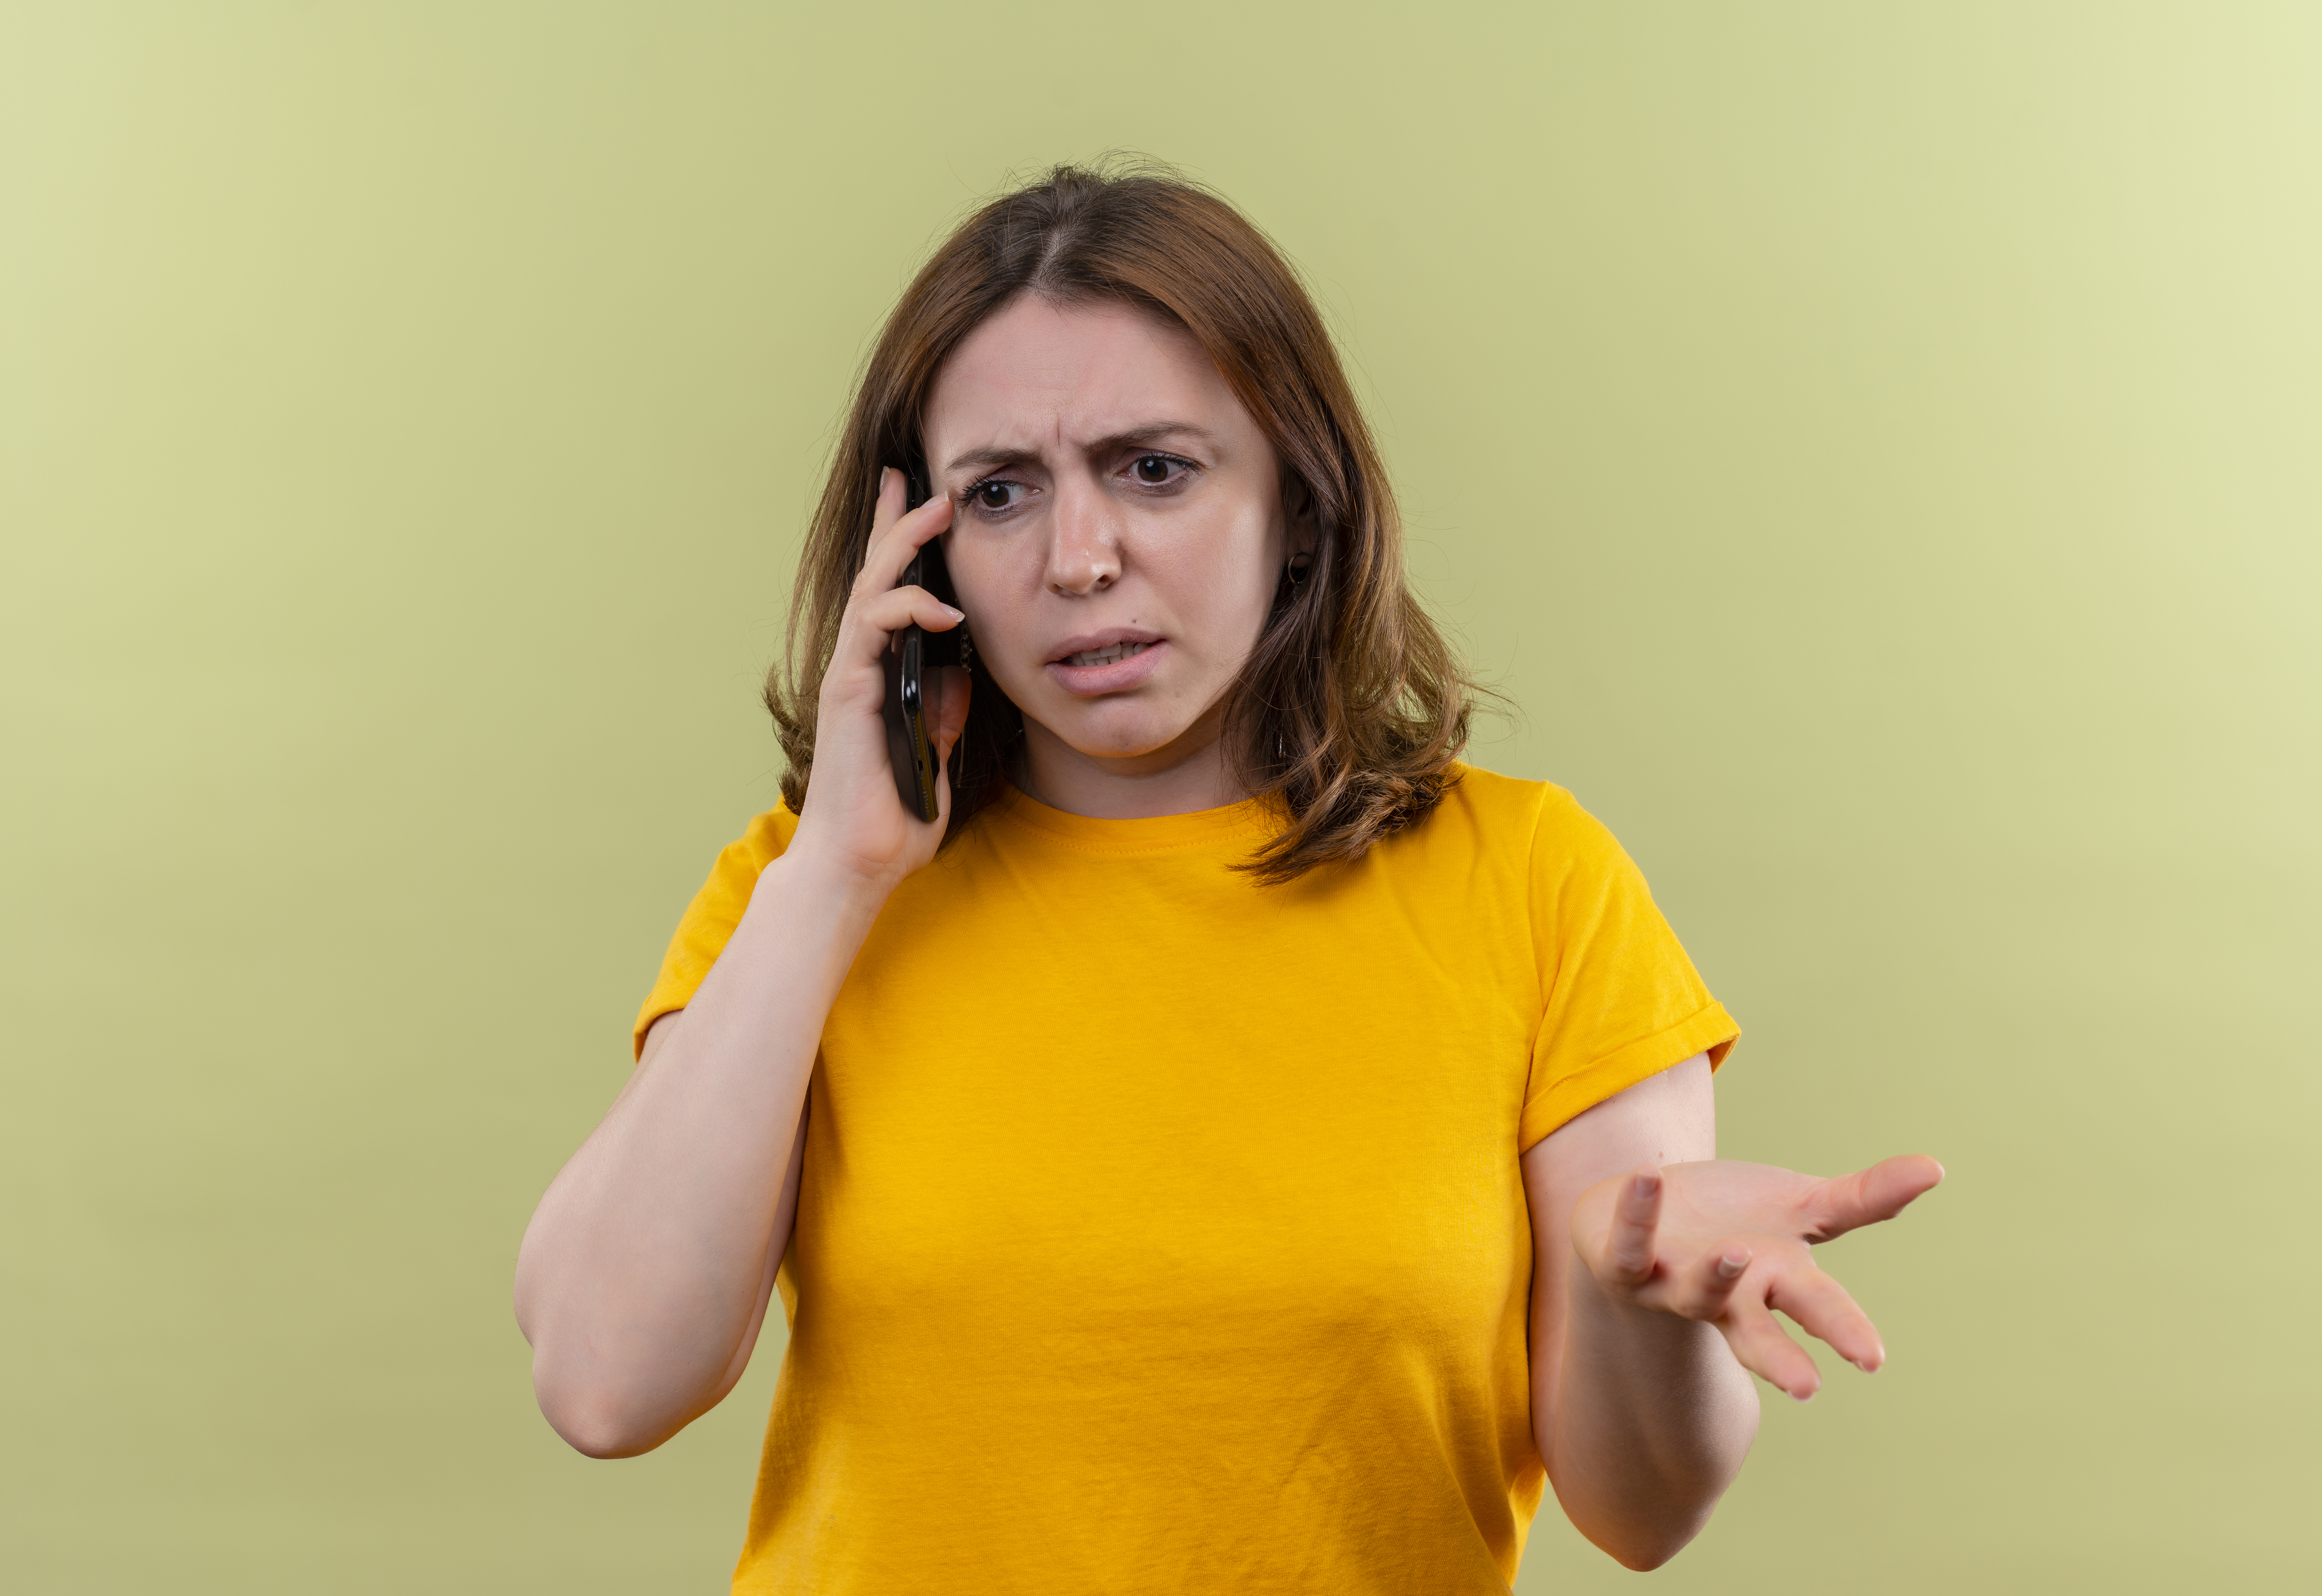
[931,666,973,769]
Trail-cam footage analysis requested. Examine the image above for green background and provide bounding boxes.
[4,2,2315,1590]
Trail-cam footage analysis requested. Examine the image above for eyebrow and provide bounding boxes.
[941,422,1218,476]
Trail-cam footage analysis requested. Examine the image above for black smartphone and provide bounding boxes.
[881,464,963,823]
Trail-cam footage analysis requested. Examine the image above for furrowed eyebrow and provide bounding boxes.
[942,445,1033,475]
[941,423,1217,477]
[1095,423,1216,454]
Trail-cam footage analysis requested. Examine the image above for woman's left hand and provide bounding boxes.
[1569,1155,1944,1400]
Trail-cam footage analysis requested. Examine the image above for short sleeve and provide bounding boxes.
[630,803,799,1058]
[1519,788,1739,1150]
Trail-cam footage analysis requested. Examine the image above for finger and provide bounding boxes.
[1804,1154,1946,1242]
[870,465,904,535]
[1601,1168,1663,1287]
[856,465,910,573]
[844,587,967,654]
[856,482,955,596]
[1666,1239,1754,1321]
[1765,1260,1886,1372]
[1717,1297,1823,1401]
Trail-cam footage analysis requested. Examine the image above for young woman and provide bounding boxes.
[514,164,1942,1594]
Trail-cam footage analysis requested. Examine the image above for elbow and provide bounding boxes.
[1554,1488,1717,1573]
[1609,1533,1690,1573]
[519,1304,745,1459]
[536,1385,677,1460]
[1587,1514,1709,1573]
[529,1355,685,1460]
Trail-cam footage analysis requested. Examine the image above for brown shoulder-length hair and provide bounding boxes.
[768,160,1479,882]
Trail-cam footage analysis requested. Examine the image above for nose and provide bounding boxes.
[1043,475,1121,598]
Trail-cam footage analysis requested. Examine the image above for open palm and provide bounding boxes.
[1570,1155,1944,1399]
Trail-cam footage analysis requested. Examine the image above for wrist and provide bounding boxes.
[747,847,897,938]
[1567,1250,1700,1344]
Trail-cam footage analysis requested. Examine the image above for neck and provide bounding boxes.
[1015,710,1247,819]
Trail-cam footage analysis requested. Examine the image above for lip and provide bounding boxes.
[1044,628,1168,696]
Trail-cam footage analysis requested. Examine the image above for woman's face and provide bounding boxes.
[923,296,1295,791]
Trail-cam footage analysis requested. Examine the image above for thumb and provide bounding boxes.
[1805,1154,1945,1242]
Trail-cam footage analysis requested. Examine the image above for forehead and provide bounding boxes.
[924,296,1246,453]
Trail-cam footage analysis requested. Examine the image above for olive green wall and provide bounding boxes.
[4,3,2314,1590]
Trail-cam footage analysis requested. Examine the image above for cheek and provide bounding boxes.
[1149,508,1282,645]
[944,536,1045,662]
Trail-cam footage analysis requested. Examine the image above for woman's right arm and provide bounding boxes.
[513,470,966,1459]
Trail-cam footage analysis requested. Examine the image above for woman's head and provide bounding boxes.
[771,160,1476,879]
[924,294,1300,799]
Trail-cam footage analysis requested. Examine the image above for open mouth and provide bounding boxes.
[1060,640,1153,668]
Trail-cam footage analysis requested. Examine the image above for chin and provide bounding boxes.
[1044,702,1202,763]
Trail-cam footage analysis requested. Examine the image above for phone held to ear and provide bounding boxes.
[882,464,963,824]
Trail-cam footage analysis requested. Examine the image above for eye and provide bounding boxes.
[963,477,1028,514]
[1129,454,1191,487]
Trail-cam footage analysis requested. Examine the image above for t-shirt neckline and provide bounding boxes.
[984,783,1278,854]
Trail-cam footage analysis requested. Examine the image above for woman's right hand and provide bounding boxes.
[517,472,971,1460]
[787,467,973,894]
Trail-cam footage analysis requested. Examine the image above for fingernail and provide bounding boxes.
[940,603,964,621]
[1635,1172,1661,1195]
[1792,1388,1816,1403]
[1716,1252,1747,1279]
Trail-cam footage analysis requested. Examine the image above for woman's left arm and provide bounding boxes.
[1522,1054,1942,1570]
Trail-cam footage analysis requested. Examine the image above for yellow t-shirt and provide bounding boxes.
[635,764,1736,1595]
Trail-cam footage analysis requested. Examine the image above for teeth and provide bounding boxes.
[1065,641,1150,668]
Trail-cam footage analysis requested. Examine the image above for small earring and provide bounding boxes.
[1286,552,1314,584]
[958,623,974,675]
